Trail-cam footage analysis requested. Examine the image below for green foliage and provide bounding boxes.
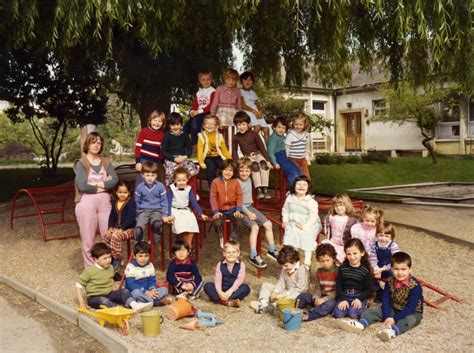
[0,111,41,152]
[316,152,387,165]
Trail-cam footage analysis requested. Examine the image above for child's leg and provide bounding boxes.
[275,151,302,185]
[262,220,276,252]
[258,283,275,306]
[307,300,337,321]
[303,250,313,267]
[347,298,368,319]
[87,295,117,309]
[255,154,270,188]
[204,157,218,185]
[191,279,205,297]
[358,306,385,328]
[150,211,163,242]
[109,228,134,260]
[212,214,225,245]
[152,287,169,306]
[135,211,149,242]
[249,156,263,189]
[228,213,243,241]
[164,160,177,186]
[249,224,259,259]
[296,292,314,308]
[108,288,136,308]
[181,232,194,248]
[229,283,251,300]
[290,157,310,180]
[333,299,350,318]
[185,113,205,146]
[183,159,200,178]
[204,282,220,303]
[390,312,423,336]
[130,289,153,303]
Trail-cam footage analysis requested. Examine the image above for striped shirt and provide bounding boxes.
[336,262,372,301]
[315,265,338,301]
[135,127,165,163]
[285,130,310,159]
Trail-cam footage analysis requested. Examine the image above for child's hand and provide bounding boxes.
[282,221,288,229]
[351,298,362,309]
[218,290,228,301]
[182,283,193,291]
[255,110,263,119]
[201,214,209,221]
[270,292,280,301]
[199,163,207,169]
[213,212,223,220]
[248,212,257,221]
[135,163,143,172]
[145,289,158,299]
[314,297,325,306]
[233,211,243,218]
[306,159,311,166]
[267,161,274,170]
[383,317,395,328]
[96,187,107,193]
[275,164,280,169]
[337,300,349,310]
[373,268,382,279]
[163,216,174,224]
[105,175,112,181]
[224,289,234,299]
[190,110,198,118]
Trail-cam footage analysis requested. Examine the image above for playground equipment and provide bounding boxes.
[77,306,135,335]
[415,277,464,309]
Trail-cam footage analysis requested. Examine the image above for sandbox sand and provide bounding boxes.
[1,207,473,352]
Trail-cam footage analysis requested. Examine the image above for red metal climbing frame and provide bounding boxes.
[415,277,464,309]
[10,185,78,242]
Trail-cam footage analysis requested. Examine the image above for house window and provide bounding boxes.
[372,99,386,116]
[468,100,474,136]
[312,100,326,111]
[437,100,460,139]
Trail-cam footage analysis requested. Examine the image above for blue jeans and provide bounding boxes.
[275,151,302,185]
[204,282,251,303]
[184,113,206,146]
[333,292,368,319]
[87,288,134,309]
[297,292,336,321]
[130,287,169,306]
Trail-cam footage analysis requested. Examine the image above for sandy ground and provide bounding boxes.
[1,205,473,352]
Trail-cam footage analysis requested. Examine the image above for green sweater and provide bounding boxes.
[77,264,114,297]
[267,132,286,166]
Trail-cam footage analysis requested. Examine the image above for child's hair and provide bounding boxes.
[198,71,213,80]
[141,161,159,175]
[113,180,132,197]
[291,113,310,131]
[240,71,255,81]
[133,242,151,255]
[173,166,190,180]
[362,205,384,226]
[289,175,312,195]
[272,116,289,130]
[91,243,111,259]
[344,238,374,296]
[391,251,412,268]
[147,110,166,129]
[233,111,251,125]
[277,245,300,265]
[224,240,240,252]
[171,239,191,255]
[168,112,184,126]
[83,132,104,154]
[316,243,337,260]
[218,160,236,177]
[237,157,253,170]
[222,68,239,82]
[378,222,395,240]
[203,114,220,126]
[330,193,354,216]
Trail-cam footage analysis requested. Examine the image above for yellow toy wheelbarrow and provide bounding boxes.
[77,306,135,335]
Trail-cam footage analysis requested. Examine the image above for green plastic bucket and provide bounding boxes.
[141,310,163,337]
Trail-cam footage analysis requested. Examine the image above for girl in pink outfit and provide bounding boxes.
[210,68,241,127]
[74,132,118,267]
[322,194,358,264]
[350,205,384,256]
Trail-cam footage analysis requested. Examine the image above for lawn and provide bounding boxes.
[310,156,474,199]
[0,168,74,203]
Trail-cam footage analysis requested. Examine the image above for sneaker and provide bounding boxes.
[257,189,265,199]
[267,249,279,261]
[337,319,365,333]
[249,255,267,269]
[377,328,396,342]
[227,299,240,308]
[250,300,268,314]
[130,301,153,313]
[264,187,272,200]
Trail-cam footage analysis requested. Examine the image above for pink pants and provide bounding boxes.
[75,192,112,267]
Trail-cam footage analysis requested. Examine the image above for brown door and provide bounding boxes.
[344,113,362,151]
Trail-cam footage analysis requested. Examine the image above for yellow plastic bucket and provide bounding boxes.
[276,298,296,321]
[141,310,163,337]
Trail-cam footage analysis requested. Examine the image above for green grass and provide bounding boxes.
[311,156,474,199]
[0,168,74,203]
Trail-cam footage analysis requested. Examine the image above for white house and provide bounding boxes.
[284,63,474,156]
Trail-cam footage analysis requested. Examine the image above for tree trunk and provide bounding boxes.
[422,137,438,165]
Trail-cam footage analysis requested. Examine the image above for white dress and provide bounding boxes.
[282,194,321,251]
[240,89,271,128]
[169,184,199,234]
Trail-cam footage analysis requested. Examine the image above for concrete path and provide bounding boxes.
[0,296,56,352]
[372,202,474,246]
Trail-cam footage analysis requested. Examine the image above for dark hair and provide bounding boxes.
[391,252,412,268]
[277,245,300,265]
[91,243,111,259]
[344,238,374,296]
[173,166,190,180]
[316,243,337,260]
[113,180,132,197]
[272,116,288,130]
[83,132,104,154]
[171,240,191,255]
[168,112,184,126]
[218,160,236,177]
[289,175,312,195]
[240,71,255,82]
[233,110,251,125]
[141,161,159,175]
[133,242,151,256]
[378,222,395,240]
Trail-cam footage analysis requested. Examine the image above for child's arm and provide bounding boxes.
[190,94,199,117]
[108,203,117,229]
[219,135,232,160]
[234,182,243,216]
[134,129,145,171]
[158,184,171,221]
[305,133,312,164]
[190,261,203,285]
[135,187,143,210]
[184,133,192,157]
[231,134,239,161]
[235,88,241,110]
[214,262,225,298]
[281,197,290,228]
[210,87,220,115]
[197,134,206,168]
[166,261,181,289]
[284,132,293,156]
[273,269,287,296]
[369,243,379,271]
[188,189,204,217]
[209,180,221,216]
[75,285,88,309]
[166,189,173,216]
[266,134,279,167]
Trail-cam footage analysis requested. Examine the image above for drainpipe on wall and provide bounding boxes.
[333,92,338,153]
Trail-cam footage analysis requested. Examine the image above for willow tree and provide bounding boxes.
[1,0,472,126]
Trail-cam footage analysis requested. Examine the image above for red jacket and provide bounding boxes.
[210,177,243,214]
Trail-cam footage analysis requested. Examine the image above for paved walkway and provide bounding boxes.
[372,202,474,246]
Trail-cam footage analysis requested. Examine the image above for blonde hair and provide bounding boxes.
[237,157,253,170]
[291,113,310,131]
[147,110,166,129]
[330,193,354,216]
[362,205,384,227]
[224,240,240,252]
[203,114,220,126]
[222,68,239,82]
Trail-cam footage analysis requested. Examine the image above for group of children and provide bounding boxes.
[76,67,422,342]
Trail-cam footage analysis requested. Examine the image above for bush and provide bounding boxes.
[316,153,339,164]
[0,141,35,159]
[361,151,388,163]
[346,154,362,164]
[316,152,387,164]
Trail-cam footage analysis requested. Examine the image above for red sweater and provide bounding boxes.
[210,177,243,214]
[191,87,216,114]
[135,127,165,163]
[316,266,338,298]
